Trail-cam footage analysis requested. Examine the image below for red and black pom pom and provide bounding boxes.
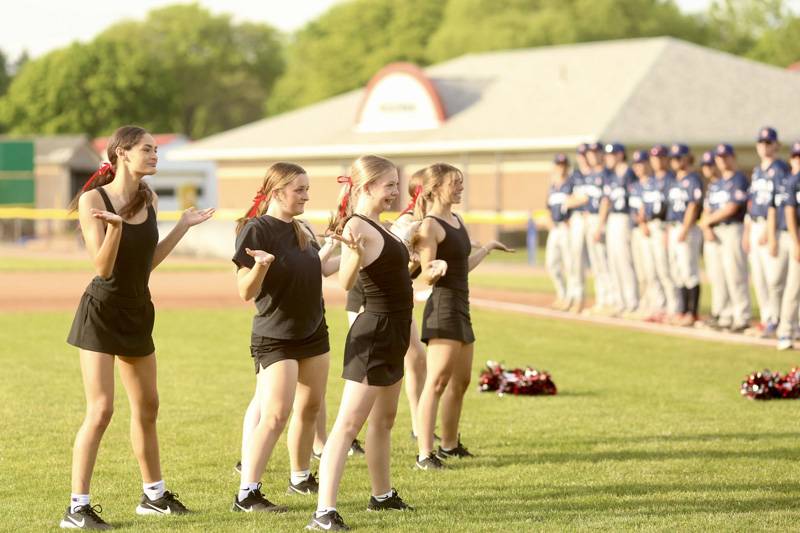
[478,361,557,397]
[740,367,800,400]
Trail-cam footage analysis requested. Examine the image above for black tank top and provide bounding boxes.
[90,187,158,298]
[427,214,471,292]
[355,214,413,314]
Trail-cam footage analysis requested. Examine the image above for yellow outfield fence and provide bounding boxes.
[0,207,551,225]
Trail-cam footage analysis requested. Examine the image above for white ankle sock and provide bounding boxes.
[418,453,429,461]
[238,481,259,502]
[373,489,394,501]
[315,507,336,517]
[70,493,90,513]
[143,480,165,501]
[290,469,310,485]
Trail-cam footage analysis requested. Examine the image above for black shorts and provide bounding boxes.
[345,279,366,313]
[342,310,411,386]
[421,287,475,345]
[251,319,330,373]
[67,282,155,357]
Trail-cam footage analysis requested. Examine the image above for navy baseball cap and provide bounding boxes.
[576,143,589,155]
[791,141,800,157]
[553,153,569,165]
[604,142,625,154]
[715,143,735,157]
[757,127,778,143]
[649,144,668,157]
[588,141,603,152]
[632,150,649,164]
[701,151,715,166]
[669,143,690,158]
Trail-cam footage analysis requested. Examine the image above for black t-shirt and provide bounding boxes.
[232,215,324,339]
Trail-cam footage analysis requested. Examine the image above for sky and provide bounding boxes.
[0,0,721,62]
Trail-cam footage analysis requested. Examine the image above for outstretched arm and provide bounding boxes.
[152,195,215,270]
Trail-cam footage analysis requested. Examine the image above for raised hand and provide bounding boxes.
[246,248,275,266]
[485,240,515,253]
[427,259,448,283]
[90,208,123,227]
[180,206,216,227]
[333,233,366,256]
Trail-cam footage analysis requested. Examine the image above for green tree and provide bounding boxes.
[267,0,445,114]
[747,15,800,66]
[0,3,284,138]
[0,50,9,97]
[704,0,788,55]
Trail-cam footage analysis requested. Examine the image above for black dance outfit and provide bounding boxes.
[233,215,329,373]
[420,214,475,345]
[67,188,158,357]
[342,215,413,386]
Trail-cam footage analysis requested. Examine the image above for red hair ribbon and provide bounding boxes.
[81,162,115,192]
[337,175,352,218]
[246,191,268,218]
[401,185,422,215]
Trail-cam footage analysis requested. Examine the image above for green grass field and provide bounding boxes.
[3,304,799,532]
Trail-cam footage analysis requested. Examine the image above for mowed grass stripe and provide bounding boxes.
[1,307,799,531]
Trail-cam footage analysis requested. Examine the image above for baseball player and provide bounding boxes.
[773,141,800,350]
[545,153,573,310]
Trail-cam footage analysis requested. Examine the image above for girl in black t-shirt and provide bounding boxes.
[231,162,340,513]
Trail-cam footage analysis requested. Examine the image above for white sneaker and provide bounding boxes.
[777,337,793,351]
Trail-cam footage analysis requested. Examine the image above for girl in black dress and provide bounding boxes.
[414,163,512,470]
[62,126,214,530]
[308,155,440,531]
[231,162,340,512]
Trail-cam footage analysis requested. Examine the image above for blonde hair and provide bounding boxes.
[235,162,311,250]
[417,163,463,214]
[327,155,397,235]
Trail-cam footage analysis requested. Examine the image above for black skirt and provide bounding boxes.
[342,310,411,386]
[67,282,155,357]
[251,318,330,373]
[420,286,475,345]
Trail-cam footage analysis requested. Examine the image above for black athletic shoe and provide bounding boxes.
[287,472,319,495]
[348,439,365,456]
[234,460,242,474]
[415,452,445,470]
[135,491,189,515]
[231,483,288,513]
[306,510,349,531]
[367,489,413,511]
[59,504,111,530]
[436,439,474,459]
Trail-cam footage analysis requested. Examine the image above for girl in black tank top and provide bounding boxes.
[310,156,414,531]
[62,127,214,528]
[413,163,513,471]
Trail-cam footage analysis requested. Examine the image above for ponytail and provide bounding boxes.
[327,175,353,235]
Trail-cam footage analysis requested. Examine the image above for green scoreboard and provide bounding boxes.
[0,141,35,206]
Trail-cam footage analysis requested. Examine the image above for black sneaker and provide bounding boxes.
[367,489,413,511]
[306,510,349,531]
[234,460,242,474]
[415,452,445,470]
[287,472,319,495]
[231,483,288,513]
[135,491,189,515]
[59,504,111,530]
[436,439,474,459]
[348,439,365,456]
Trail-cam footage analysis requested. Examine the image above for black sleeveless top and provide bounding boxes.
[427,214,471,292]
[354,214,413,314]
[91,187,158,299]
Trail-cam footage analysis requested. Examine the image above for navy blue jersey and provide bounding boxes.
[666,172,704,222]
[774,171,800,232]
[706,172,748,224]
[581,169,606,214]
[568,169,586,213]
[547,180,573,223]
[628,178,643,221]
[749,160,787,219]
[604,167,635,214]
[641,172,675,221]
